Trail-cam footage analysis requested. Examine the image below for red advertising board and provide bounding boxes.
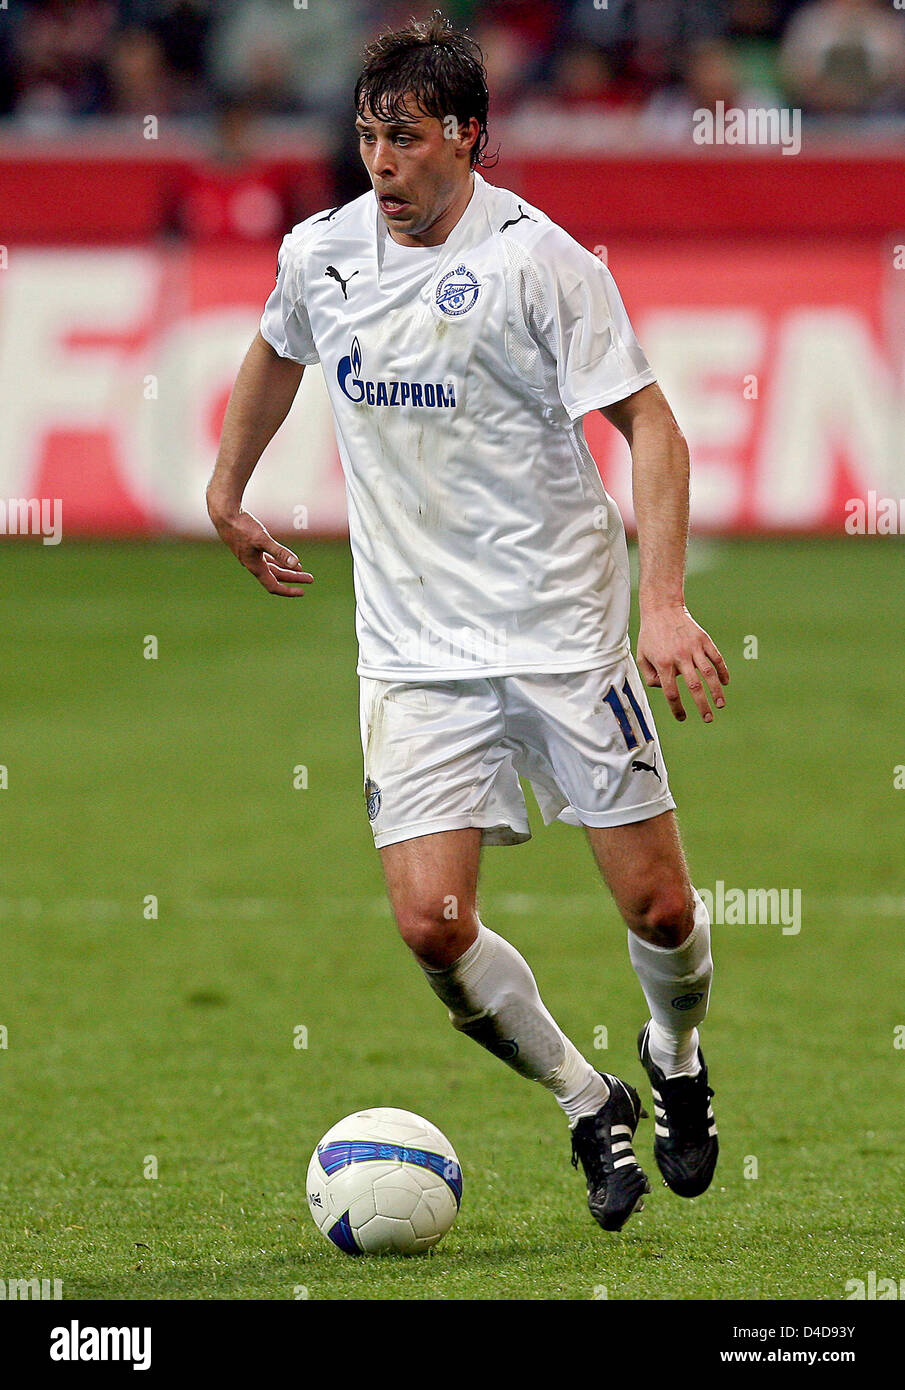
[0,237,899,536]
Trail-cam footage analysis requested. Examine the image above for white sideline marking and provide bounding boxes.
[497,893,905,920]
[0,893,902,920]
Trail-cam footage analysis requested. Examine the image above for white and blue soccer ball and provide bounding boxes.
[306,1107,463,1255]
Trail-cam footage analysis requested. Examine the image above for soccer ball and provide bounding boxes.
[306,1107,462,1255]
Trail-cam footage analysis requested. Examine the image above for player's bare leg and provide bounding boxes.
[585,810,719,1197]
[379,828,650,1230]
[379,827,482,967]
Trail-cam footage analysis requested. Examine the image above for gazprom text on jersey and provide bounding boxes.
[337,336,457,408]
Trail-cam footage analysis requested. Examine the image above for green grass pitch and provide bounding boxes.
[0,536,902,1300]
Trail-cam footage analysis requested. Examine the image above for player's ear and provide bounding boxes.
[457,116,480,160]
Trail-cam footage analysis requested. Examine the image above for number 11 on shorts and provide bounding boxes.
[602,679,653,750]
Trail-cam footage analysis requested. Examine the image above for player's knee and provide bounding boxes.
[624,879,694,949]
[395,902,478,970]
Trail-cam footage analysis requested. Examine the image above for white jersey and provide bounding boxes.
[260,171,656,680]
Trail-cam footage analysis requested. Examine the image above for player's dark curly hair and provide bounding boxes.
[354,10,495,169]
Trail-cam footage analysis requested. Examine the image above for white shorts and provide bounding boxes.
[359,655,676,848]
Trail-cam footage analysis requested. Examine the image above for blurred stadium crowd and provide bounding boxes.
[1,0,904,132]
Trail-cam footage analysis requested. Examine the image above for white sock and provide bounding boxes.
[421,922,610,1125]
[628,887,712,1078]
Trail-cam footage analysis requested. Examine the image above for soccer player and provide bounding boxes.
[207,15,728,1233]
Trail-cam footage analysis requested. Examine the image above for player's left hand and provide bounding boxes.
[637,605,729,723]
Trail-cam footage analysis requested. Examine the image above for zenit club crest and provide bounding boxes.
[435,265,481,317]
[364,777,382,822]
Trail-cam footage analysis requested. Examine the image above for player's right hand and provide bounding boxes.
[210,507,313,596]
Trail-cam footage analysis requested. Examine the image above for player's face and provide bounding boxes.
[356,101,478,246]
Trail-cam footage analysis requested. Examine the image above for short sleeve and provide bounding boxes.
[524,225,655,419]
[260,231,319,365]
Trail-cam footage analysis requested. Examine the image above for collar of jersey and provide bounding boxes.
[373,171,488,301]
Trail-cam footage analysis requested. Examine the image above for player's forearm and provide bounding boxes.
[207,331,304,522]
[630,408,690,614]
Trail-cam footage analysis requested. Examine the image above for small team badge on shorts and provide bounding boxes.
[364,776,382,822]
